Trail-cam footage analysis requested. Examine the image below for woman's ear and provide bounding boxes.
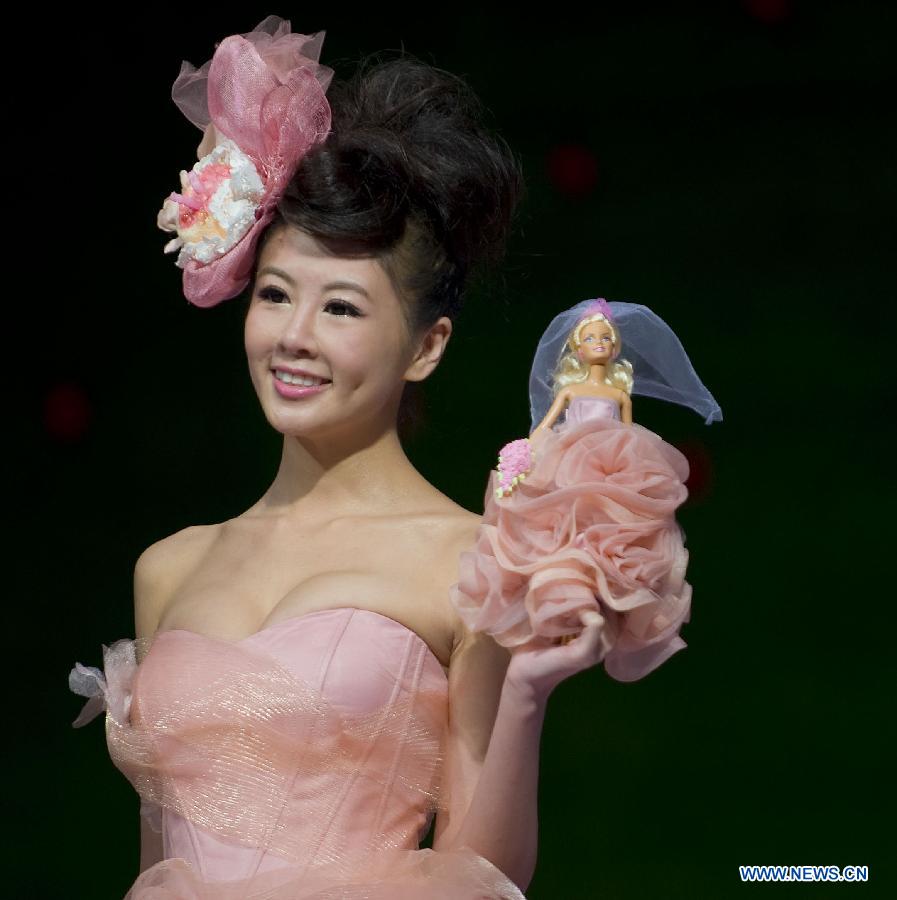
[404,317,453,383]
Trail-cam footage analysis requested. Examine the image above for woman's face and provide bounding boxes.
[578,319,616,364]
[245,226,428,444]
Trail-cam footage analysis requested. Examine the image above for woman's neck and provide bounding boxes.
[254,425,428,522]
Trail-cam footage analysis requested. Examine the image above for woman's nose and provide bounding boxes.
[278,305,319,355]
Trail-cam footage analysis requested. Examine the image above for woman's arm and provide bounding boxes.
[133,544,170,872]
[139,813,164,873]
[431,628,545,893]
[132,528,206,870]
[433,605,608,893]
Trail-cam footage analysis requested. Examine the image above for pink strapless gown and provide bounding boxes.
[450,396,692,682]
[69,607,526,898]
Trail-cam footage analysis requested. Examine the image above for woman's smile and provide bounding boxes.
[272,375,331,400]
[273,369,331,386]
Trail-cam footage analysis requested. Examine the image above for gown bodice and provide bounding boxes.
[562,394,621,427]
[74,607,484,893]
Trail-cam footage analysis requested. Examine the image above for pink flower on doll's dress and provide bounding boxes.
[495,438,535,498]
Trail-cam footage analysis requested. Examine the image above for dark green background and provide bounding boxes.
[22,3,893,897]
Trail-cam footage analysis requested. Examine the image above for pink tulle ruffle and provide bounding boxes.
[450,416,692,682]
[125,847,526,899]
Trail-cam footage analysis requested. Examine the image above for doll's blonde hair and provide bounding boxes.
[552,313,634,398]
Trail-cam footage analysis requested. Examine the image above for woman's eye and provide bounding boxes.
[325,300,361,317]
[259,286,287,303]
[257,287,360,318]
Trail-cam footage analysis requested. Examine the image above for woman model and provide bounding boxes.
[68,16,612,899]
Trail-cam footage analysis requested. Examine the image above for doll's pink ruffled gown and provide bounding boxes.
[70,607,526,898]
[450,395,692,682]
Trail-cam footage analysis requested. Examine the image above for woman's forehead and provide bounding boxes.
[258,227,388,295]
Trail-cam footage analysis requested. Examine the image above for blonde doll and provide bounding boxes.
[450,297,721,682]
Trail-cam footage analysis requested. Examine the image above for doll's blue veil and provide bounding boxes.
[528,299,723,434]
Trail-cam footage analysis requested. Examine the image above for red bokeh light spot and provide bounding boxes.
[547,144,599,197]
[742,0,792,24]
[43,381,92,442]
[674,439,715,504]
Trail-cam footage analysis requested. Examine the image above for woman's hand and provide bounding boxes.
[504,608,611,702]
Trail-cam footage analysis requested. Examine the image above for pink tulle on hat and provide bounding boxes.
[158,16,335,307]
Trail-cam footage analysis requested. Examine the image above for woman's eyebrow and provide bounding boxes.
[257,265,296,285]
[257,266,371,300]
[324,280,371,299]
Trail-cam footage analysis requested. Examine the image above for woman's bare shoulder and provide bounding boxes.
[134,524,220,639]
[135,523,220,579]
[448,506,482,542]
[436,508,512,670]
[426,504,483,650]
[415,497,481,545]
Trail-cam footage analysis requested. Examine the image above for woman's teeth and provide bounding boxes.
[274,371,328,386]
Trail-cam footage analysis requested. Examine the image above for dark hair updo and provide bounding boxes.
[249,52,525,338]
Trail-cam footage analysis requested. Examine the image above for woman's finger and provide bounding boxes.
[577,610,609,660]
[556,609,604,648]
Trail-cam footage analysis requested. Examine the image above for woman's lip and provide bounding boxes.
[271,372,331,399]
[272,367,330,380]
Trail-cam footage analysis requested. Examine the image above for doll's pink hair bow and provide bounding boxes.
[579,297,615,322]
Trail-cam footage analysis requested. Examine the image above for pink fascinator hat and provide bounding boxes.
[157,16,335,307]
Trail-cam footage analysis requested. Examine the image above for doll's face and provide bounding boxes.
[244,226,449,444]
[577,320,616,364]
